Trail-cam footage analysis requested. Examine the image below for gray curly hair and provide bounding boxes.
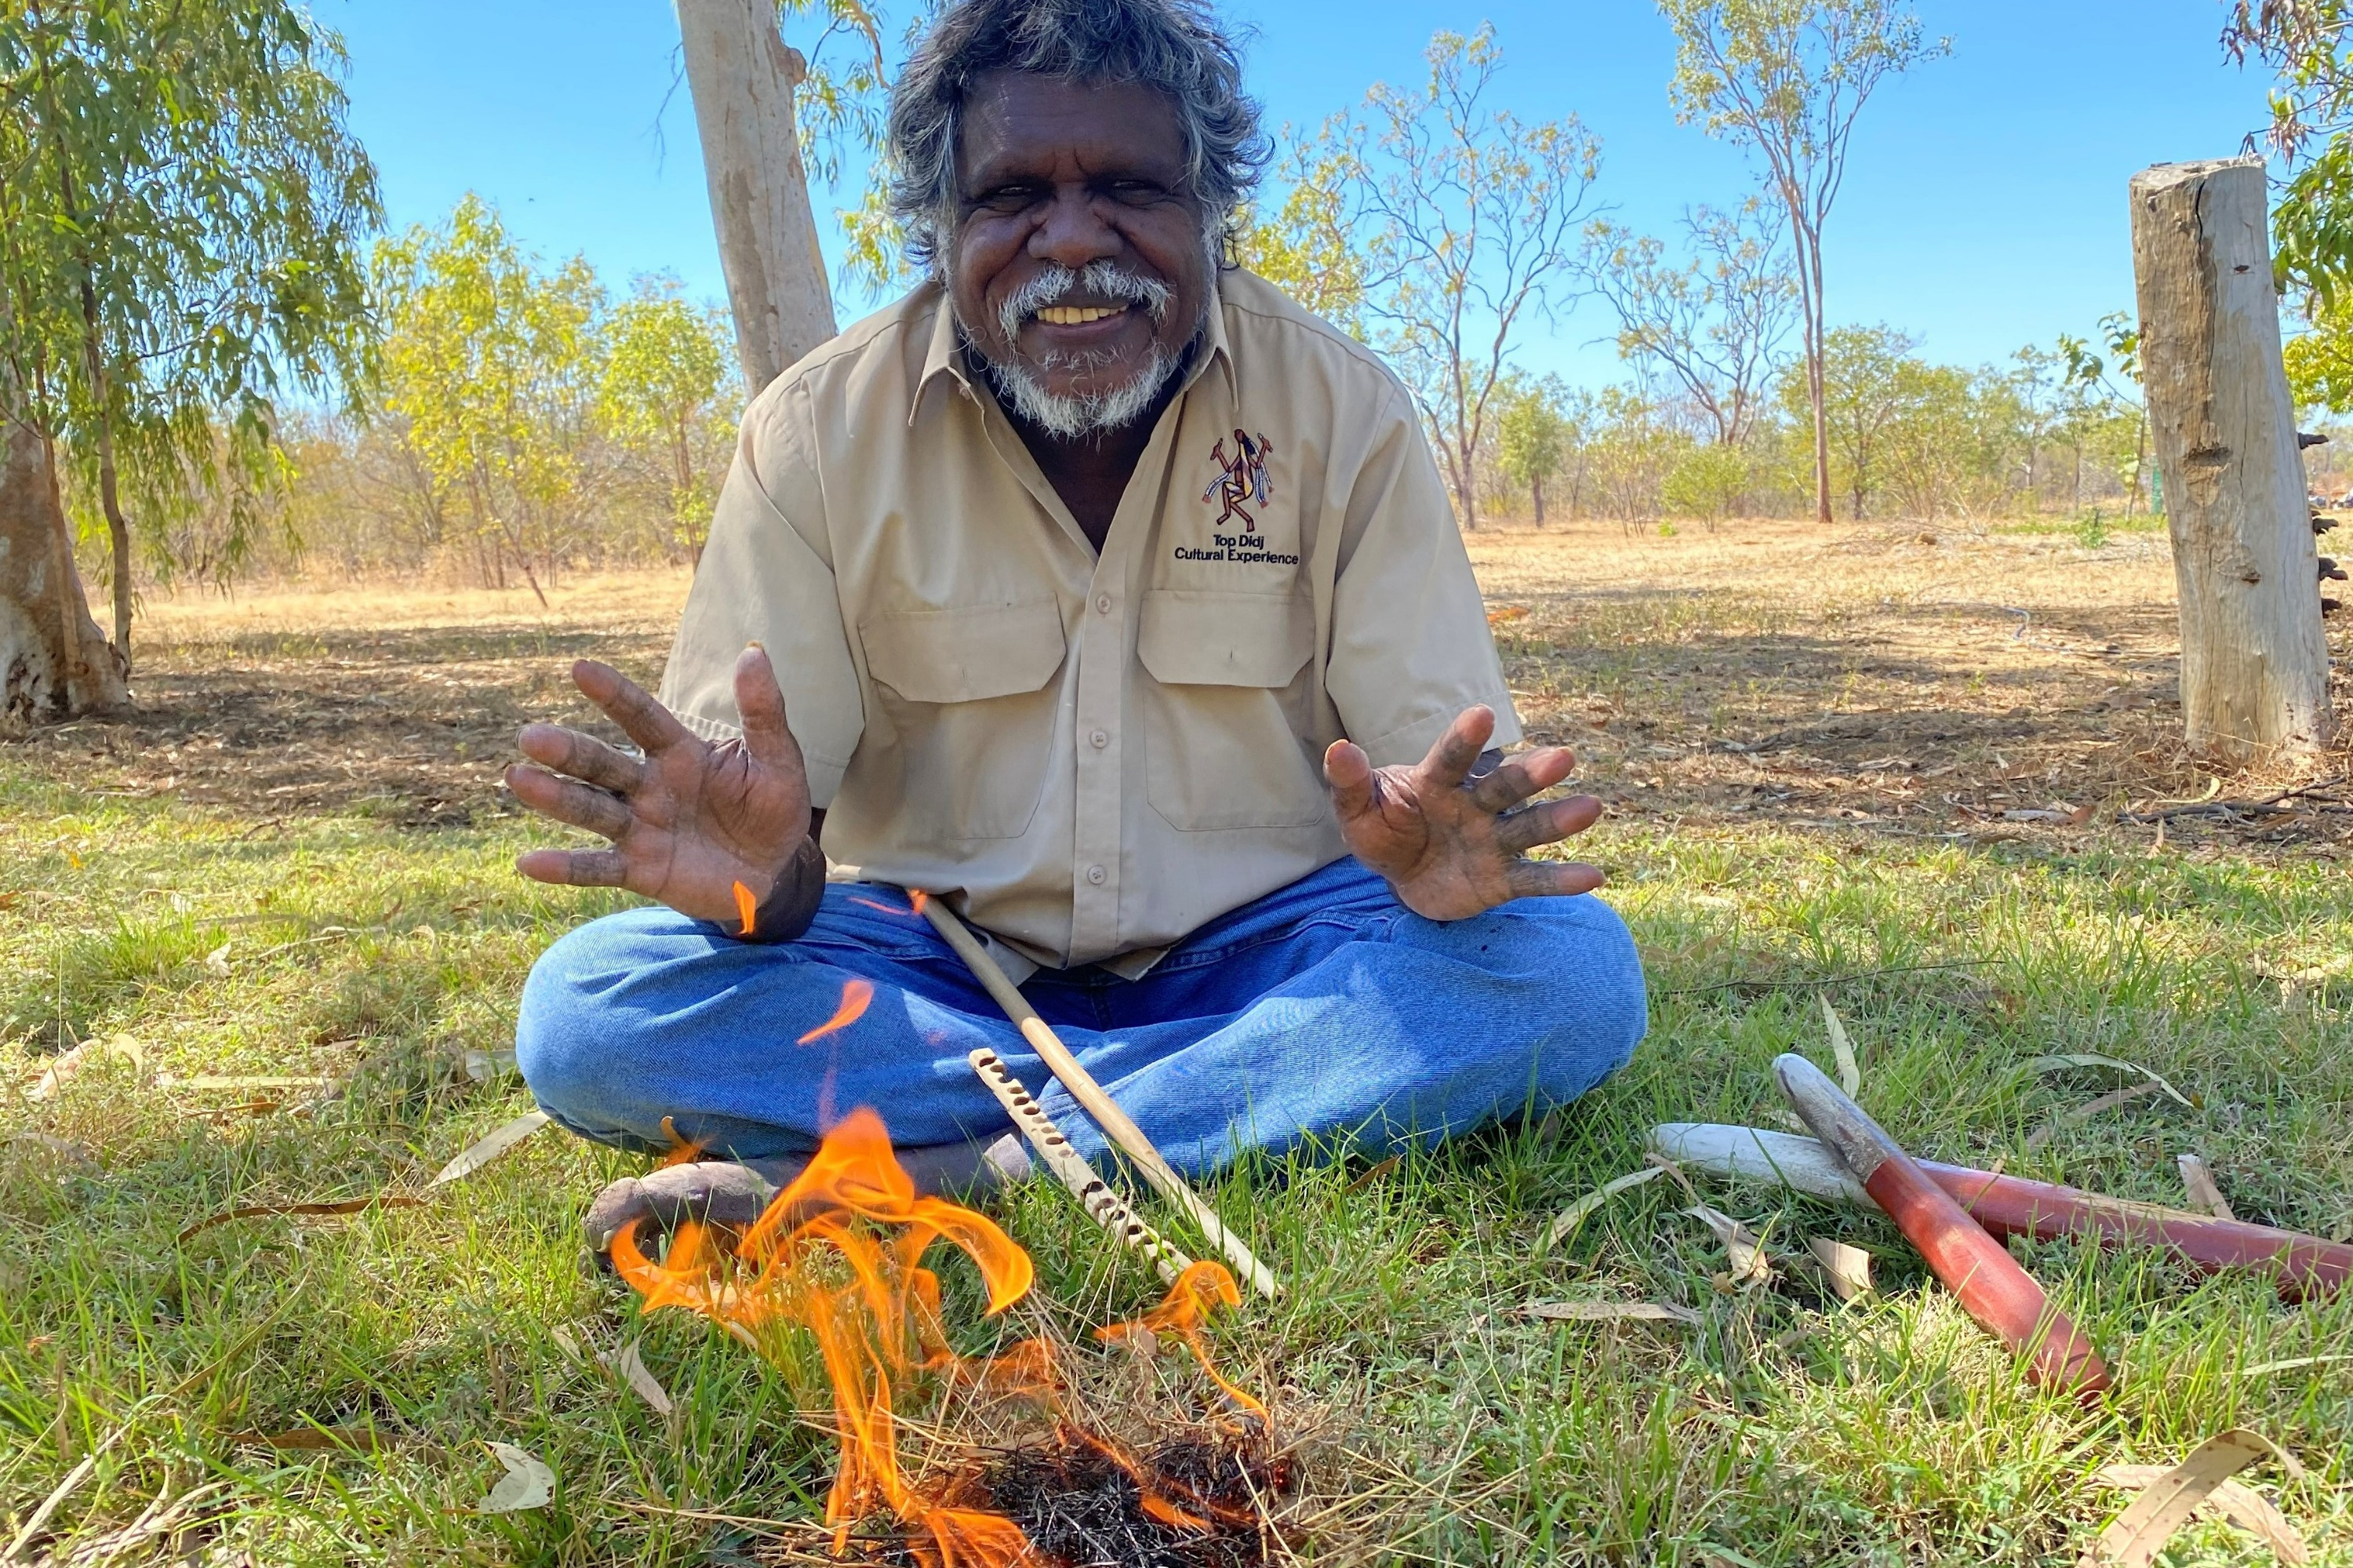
[884,0,1270,274]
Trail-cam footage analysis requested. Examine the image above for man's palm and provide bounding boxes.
[1324,705,1605,922]
[508,650,811,926]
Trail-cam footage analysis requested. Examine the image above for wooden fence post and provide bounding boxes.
[2129,155,2335,760]
[675,0,838,396]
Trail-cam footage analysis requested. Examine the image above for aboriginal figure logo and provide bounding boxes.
[1202,428,1275,532]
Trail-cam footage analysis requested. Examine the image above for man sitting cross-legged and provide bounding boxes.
[506,0,1648,1253]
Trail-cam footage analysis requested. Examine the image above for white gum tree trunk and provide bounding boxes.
[2129,156,2336,760]
[1,417,128,722]
[675,0,839,395]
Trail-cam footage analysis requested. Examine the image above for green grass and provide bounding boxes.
[4,762,2351,1564]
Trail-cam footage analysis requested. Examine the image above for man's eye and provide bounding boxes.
[1105,181,1168,203]
[973,185,1043,213]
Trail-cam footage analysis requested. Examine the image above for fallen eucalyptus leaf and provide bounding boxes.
[480,1441,555,1514]
[1684,1204,1770,1285]
[428,1110,553,1188]
[607,1341,675,1417]
[2082,1430,2292,1568]
[2176,1153,2235,1221]
[2026,1081,2169,1151]
[1543,1166,1665,1250]
[178,1194,427,1242]
[1807,1237,1873,1301]
[2030,1053,2193,1108]
[1820,996,1860,1097]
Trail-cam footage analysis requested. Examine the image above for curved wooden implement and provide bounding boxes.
[1773,1054,2112,1402]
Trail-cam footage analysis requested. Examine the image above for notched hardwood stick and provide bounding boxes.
[967,1048,1192,1285]
[918,892,1282,1298]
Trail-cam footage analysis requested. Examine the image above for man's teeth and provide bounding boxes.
[1035,304,1125,326]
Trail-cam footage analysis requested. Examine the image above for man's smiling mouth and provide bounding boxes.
[1034,304,1129,326]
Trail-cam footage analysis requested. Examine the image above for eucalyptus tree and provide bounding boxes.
[1658,0,1946,523]
[2227,1,2353,307]
[1342,26,1601,533]
[0,0,377,707]
[598,280,737,565]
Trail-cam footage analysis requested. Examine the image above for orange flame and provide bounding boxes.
[1098,1261,1266,1422]
[849,888,932,919]
[798,978,875,1045]
[612,1109,1267,1565]
[656,1114,705,1170]
[613,1108,1038,1566]
[732,879,758,937]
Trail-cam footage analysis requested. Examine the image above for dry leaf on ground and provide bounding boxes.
[2030,1053,2194,1108]
[480,1441,555,1514]
[2027,1080,2169,1151]
[1526,1301,1700,1326]
[2094,1465,2304,1562]
[2082,1431,2300,1567]
[1807,1238,1873,1301]
[606,1341,675,1417]
[1820,996,1860,1097]
[1543,1165,1665,1250]
[2242,1352,2353,1378]
[428,1109,553,1188]
[177,1194,427,1242]
[27,1035,146,1102]
[1683,1204,1771,1285]
[169,1074,335,1092]
[2176,1153,2235,1220]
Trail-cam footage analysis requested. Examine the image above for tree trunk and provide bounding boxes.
[2129,156,2335,759]
[676,0,838,396]
[1532,471,1545,526]
[95,422,131,656]
[1,418,128,722]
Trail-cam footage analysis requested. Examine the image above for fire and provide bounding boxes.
[798,978,875,1045]
[850,888,931,919]
[613,1108,1267,1566]
[733,879,759,937]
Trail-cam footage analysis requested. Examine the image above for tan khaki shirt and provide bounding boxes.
[659,268,1518,972]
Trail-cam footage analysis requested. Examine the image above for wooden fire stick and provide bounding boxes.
[1774,1053,2112,1402]
[967,1048,1194,1286]
[919,894,1282,1298]
[1652,1121,2351,1301]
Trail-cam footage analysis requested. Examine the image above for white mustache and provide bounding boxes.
[995,260,1172,345]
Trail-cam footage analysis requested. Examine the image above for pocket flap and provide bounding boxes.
[1136,590,1313,688]
[862,600,1067,703]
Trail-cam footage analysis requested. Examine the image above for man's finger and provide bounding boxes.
[1416,705,1497,790]
[733,644,808,779]
[573,660,691,755]
[518,722,645,795]
[1493,794,1603,855]
[505,764,633,840]
[515,846,630,888]
[1467,747,1579,813]
[1502,857,1607,900]
[1322,738,1377,820]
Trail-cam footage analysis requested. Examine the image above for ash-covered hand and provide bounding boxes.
[506,647,817,931]
[1322,704,1606,922]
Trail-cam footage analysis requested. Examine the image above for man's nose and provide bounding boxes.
[1027,186,1122,270]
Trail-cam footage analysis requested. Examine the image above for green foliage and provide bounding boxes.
[373,196,607,596]
[2227,1,2353,305]
[1231,117,1369,338]
[598,279,737,563]
[1495,375,1573,503]
[1662,440,1750,522]
[0,0,380,620]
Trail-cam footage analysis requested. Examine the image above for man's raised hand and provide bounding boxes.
[1323,704,1605,922]
[507,647,813,927]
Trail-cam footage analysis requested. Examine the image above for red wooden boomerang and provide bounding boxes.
[1773,1053,2111,1402]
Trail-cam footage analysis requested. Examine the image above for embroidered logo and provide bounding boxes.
[1201,428,1275,531]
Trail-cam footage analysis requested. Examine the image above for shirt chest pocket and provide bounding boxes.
[861,600,1068,841]
[1136,590,1331,832]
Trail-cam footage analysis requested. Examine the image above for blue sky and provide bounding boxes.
[331,0,2276,386]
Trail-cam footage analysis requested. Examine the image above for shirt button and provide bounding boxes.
[1094,594,1113,615]
[1089,728,1109,749]
[1086,864,1107,886]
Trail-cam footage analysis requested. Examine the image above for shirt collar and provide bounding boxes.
[909,273,1238,427]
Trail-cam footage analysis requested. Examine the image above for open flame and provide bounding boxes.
[612,1107,1265,1566]
[798,979,876,1046]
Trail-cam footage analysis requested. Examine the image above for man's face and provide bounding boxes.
[948,70,1213,437]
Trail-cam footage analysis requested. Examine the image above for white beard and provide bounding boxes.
[962,256,1204,438]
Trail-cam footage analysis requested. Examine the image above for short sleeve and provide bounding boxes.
[657,384,864,809]
[1324,387,1520,767]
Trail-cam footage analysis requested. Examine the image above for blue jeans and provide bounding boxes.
[515,858,1647,1174]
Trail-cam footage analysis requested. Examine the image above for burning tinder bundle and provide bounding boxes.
[611,1107,1297,1568]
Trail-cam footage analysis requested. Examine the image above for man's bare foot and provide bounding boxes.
[584,1135,1034,1260]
